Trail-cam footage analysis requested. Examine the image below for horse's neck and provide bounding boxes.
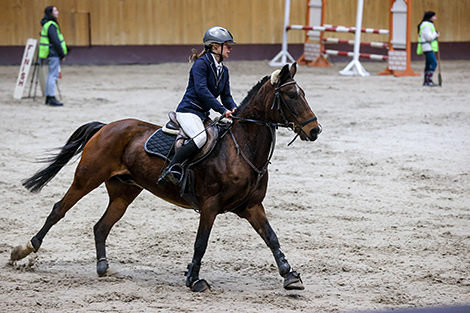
[232,107,274,164]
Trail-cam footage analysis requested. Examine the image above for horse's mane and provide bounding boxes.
[236,75,270,114]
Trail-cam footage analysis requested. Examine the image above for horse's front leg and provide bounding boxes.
[185,207,218,292]
[237,203,304,290]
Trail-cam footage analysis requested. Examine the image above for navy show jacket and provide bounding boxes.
[176,53,237,121]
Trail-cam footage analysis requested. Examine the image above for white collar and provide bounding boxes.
[211,53,222,69]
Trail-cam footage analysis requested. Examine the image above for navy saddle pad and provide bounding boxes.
[144,129,176,160]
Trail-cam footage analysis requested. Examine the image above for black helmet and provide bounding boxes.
[203,26,235,47]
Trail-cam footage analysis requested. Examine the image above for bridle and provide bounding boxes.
[228,79,319,184]
[272,80,318,146]
[232,80,318,145]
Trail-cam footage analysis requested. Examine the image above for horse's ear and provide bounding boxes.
[290,62,297,78]
[278,64,291,85]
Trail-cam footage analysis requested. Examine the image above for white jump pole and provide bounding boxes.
[269,0,296,67]
[339,0,370,76]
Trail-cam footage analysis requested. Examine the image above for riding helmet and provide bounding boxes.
[203,26,235,47]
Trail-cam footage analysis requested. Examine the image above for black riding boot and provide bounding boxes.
[158,139,200,186]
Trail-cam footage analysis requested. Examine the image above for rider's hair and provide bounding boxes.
[189,44,217,63]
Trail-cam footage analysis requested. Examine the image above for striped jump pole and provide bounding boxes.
[291,17,390,70]
[322,38,389,49]
[285,0,418,76]
[324,24,389,35]
[288,24,389,35]
[323,49,388,61]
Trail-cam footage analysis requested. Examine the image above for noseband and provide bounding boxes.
[273,81,318,145]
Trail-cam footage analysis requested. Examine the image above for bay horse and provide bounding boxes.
[11,63,321,292]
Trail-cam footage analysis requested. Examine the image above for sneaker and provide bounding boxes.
[423,81,439,87]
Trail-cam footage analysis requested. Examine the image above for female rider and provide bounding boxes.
[158,26,238,186]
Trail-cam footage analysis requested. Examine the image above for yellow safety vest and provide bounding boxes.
[39,21,67,58]
[417,22,438,55]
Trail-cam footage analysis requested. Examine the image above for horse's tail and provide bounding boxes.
[22,121,107,193]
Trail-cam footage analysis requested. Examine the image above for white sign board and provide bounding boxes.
[14,38,38,99]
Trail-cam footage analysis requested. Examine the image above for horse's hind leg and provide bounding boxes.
[11,155,114,262]
[10,178,101,262]
[236,203,305,290]
[94,177,142,276]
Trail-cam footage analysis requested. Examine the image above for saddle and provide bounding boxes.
[144,112,232,211]
[145,112,230,166]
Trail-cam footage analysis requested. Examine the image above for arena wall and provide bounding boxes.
[1,0,468,64]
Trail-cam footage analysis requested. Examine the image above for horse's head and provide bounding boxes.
[268,63,322,142]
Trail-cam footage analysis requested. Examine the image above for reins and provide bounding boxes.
[226,122,276,213]
[228,122,276,179]
[228,79,317,184]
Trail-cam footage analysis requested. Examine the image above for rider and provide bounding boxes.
[158,26,238,186]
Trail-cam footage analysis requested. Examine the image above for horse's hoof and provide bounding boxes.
[283,271,305,290]
[10,241,35,261]
[191,279,211,292]
[97,258,109,277]
[10,246,25,261]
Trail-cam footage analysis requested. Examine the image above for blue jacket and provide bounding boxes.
[176,53,237,121]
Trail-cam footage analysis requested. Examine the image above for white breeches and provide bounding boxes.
[176,112,207,148]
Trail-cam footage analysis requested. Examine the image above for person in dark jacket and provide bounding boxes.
[158,26,238,186]
[39,6,67,106]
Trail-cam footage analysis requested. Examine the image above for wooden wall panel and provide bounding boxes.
[1,0,468,47]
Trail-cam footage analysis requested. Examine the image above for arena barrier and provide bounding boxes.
[270,0,419,77]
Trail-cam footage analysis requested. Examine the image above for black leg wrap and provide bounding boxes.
[273,249,291,277]
[31,236,43,252]
[97,258,109,277]
[185,262,201,287]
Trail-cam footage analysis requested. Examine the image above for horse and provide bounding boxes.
[11,63,321,292]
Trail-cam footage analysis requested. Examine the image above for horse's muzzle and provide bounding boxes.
[307,124,322,141]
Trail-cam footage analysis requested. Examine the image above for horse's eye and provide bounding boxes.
[287,92,296,99]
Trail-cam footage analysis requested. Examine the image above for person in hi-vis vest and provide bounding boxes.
[39,6,67,106]
[417,11,440,87]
